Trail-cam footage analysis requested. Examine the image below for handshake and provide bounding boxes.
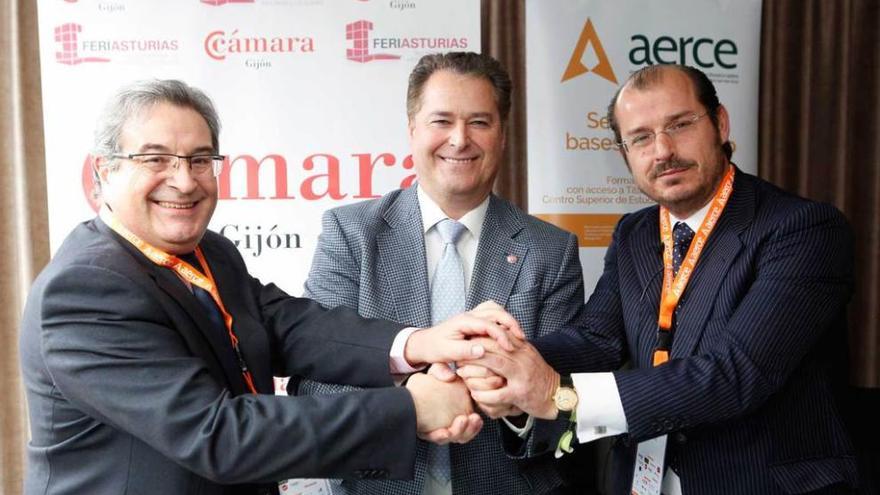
[402,301,561,445]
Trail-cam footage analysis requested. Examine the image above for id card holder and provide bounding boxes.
[630,435,667,495]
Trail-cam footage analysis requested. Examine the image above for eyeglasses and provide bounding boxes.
[110,152,226,178]
[617,112,709,153]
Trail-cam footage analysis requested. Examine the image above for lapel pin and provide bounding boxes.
[506,255,518,264]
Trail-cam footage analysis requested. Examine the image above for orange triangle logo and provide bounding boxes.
[561,18,617,84]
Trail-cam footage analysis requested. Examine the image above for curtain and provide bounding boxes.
[0,0,49,493]
[760,0,879,389]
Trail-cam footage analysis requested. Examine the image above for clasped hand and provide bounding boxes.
[403,301,533,444]
[405,301,559,443]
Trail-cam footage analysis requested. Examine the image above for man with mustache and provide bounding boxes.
[457,64,861,494]
[299,52,590,494]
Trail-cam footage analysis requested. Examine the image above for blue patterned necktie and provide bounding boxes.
[672,222,695,276]
[426,218,467,488]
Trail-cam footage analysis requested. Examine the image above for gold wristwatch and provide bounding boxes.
[552,374,578,420]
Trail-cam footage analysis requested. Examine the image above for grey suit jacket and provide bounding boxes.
[531,169,860,494]
[300,186,585,495]
[19,218,418,495]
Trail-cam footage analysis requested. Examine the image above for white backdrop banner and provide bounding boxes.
[37,0,480,296]
[525,0,762,290]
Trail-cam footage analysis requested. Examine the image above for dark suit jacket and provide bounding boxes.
[300,187,585,494]
[19,218,418,495]
[532,169,859,494]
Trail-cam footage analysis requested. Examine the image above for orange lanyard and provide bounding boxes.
[101,208,258,394]
[653,165,735,366]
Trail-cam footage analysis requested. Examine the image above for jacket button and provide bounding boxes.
[662,419,675,431]
[674,432,687,444]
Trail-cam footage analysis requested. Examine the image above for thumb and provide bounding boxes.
[428,363,457,382]
[440,342,485,363]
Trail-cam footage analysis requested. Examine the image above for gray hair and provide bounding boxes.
[92,79,221,185]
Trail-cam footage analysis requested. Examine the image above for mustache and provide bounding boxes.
[650,159,697,178]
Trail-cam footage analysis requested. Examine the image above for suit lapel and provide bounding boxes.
[672,169,752,359]
[467,196,528,310]
[198,239,274,393]
[95,219,250,395]
[629,206,664,300]
[377,187,433,327]
[152,267,251,395]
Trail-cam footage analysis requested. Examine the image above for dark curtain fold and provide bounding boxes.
[482,0,528,207]
[759,0,879,388]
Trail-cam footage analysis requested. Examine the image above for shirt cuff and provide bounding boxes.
[572,372,628,443]
[501,415,535,439]
[389,327,424,376]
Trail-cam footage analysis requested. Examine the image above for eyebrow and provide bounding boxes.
[623,110,697,136]
[135,143,217,154]
[425,111,497,121]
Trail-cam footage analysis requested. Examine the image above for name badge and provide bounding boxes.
[631,435,667,495]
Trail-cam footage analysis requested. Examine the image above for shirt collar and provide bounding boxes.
[416,185,489,240]
[669,199,712,232]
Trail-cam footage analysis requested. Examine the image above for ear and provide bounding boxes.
[93,155,112,184]
[407,118,416,141]
[716,104,730,144]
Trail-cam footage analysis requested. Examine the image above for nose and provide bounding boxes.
[448,122,469,148]
[164,158,199,193]
[651,131,675,161]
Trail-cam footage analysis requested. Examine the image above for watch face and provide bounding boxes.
[555,387,578,411]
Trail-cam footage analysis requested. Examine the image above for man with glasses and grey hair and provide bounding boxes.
[456,64,861,494]
[19,79,522,495]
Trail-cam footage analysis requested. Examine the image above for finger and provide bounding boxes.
[478,309,525,340]
[474,402,511,419]
[473,300,502,312]
[427,363,456,382]
[484,324,523,352]
[454,314,522,346]
[419,428,451,444]
[470,387,510,407]
[463,376,505,391]
[445,415,469,439]
[452,413,484,443]
[461,353,509,377]
[455,364,495,379]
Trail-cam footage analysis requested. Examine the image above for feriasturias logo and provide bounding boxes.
[54,23,179,65]
[345,19,468,63]
[346,20,400,62]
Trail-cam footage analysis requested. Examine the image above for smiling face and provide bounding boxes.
[408,70,505,218]
[614,68,730,218]
[97,102,218,254]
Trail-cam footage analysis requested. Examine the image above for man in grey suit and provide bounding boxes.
[301,52,587,494]
[18,79,523,495]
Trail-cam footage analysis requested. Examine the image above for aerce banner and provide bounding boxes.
[525,0,761,289]
[37,0,480,296]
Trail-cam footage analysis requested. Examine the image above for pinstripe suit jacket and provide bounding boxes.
[532,169,859,494]
[300,186,585,495]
